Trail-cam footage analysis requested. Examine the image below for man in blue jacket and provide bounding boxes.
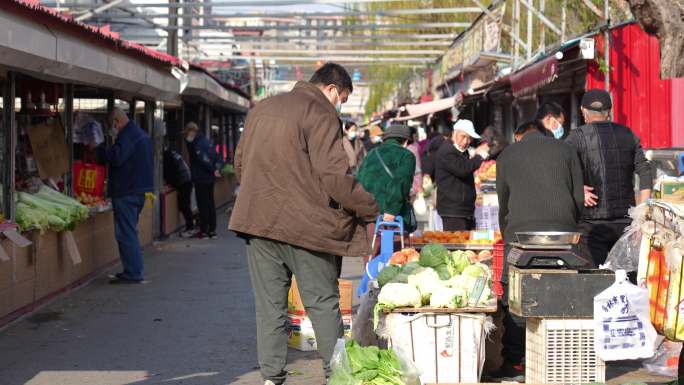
[184,122,220,239]
[97,108,153,284]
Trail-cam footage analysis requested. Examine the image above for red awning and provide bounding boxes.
[510,56,559,97]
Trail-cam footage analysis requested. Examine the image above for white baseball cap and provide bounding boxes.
[453,119,480,139]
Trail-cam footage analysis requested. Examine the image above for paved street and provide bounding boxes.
[0,213,674,385]
[0,215,344,385]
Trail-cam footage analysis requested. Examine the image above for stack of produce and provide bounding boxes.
[16,186,89,233]
[328,340,415,385]
[374,244,493,319]
[77,192,107,209]
[412,230,501,245]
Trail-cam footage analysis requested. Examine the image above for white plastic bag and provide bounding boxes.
[594,269,658,361]
[413,194,427,216]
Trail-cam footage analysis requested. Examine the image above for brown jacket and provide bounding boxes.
[229,81,379,257]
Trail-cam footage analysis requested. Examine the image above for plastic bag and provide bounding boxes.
[352,286,380,347]
[643,338,681,377]
[594,270,658,361]
[327,338,421,385]
[412,194,427,216]
[603,225,642,272]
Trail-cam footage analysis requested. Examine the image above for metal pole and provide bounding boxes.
[514,0,521,67]
[539,0,546,52]
[604,0,611,117]
[561,0,567,42]
[527,0,533,59]
[63,84,74,196]
[167,0,179,56]
[3,72,15,218]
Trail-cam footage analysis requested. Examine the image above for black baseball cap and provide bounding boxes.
[581,89,612,111]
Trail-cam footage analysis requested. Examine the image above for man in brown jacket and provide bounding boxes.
[229,63,378,385]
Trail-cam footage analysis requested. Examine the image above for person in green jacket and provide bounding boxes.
[357,124,417,232]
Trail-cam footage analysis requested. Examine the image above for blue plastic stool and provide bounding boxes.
[357,216,404,297]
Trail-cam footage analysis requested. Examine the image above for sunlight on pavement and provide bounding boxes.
[24,371,149,385]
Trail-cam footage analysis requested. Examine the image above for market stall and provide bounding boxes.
[0,0,184,325]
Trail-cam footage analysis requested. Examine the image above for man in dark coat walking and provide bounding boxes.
[184,122,220,240]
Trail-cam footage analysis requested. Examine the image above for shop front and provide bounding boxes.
[0,1,184,325]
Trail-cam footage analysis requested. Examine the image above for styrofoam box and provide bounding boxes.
[287,314,352,352]
[383,312,487,384]
[526,318,606,384]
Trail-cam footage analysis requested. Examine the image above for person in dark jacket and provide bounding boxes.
[435,119,490,231]
[421,129,451,181]
[494,121,585,379]
[480,125,508,160]
[96,108,153,284]
[184,122,220,240]
[566,89,653,265]
[163,147,194,237]
[535,101,567,139]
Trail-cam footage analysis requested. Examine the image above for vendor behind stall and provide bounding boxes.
[494,120,585,379]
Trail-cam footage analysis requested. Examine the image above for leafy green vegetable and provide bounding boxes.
[419,243,449,268]
[434,264,452,280]
[340,340,407,385]
[389,273,409,284]
[462,263,489,278]
[400,262,423,276]
[377,265,401,287]
[15,202,49,232]
[448,250,471,276]
[17,188,89,232]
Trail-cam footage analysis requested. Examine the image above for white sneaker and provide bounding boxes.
[264,381,277,385]
[179,230,195,238]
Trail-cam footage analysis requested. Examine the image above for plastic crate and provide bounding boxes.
[526,318,606,384]
[492,240,504,297]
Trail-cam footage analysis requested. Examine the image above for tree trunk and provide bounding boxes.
[627,0,684,79]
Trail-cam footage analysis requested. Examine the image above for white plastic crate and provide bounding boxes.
[526,318,606,384]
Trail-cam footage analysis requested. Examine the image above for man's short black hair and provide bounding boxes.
[515,120,546,137]
[309,63,353,93]
[535,101,564,121]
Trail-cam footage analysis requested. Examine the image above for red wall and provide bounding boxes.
[586,23,672,148]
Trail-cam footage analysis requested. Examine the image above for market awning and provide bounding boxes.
[183,69,250,112]
[0,6,182,101]
[394,95,461,121]
[510,56,559,97]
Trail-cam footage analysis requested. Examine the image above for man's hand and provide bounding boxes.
[584,185,599,207]
[382,213,396,222]
[214,170,222,178]
[475,142,490,159]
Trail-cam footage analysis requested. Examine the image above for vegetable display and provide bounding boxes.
[328,340,413,385]
[374,244,495,314]
[15,187,89,232]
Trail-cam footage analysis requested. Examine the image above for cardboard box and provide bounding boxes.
[287,313,352,351]
[660,181,684,204]
[288,277,353,315]
[382,312,487,384]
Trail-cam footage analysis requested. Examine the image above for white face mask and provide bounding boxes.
[109,127,118,137]
[372,136,382,144]
[332,88,342,114]
[185,134,196,143]
[552,120,565,139]
[347,131,357,140]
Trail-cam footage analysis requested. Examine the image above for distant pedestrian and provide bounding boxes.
[341,121,366,174]
[229,63,378,385]
[565,89,653,265]
[535,101,566,139]
[184,122,220,240]
[421,129,451,181]
[434,119,490,231]
[406,127,423,196]
[96,108,153,284]
[163,147,194,237]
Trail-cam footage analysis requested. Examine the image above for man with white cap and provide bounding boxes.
[434,119,490,231]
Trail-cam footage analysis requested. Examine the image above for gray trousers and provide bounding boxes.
[246,237,343,384]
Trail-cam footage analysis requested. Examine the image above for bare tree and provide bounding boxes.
[627,0,684,78]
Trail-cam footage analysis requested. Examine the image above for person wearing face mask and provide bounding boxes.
[341,121,366,174]
[183,122,220,240]
[229,62,378,385]
[535,101,566,140]
[434,119,490,231]
[94,108,153,284]
[357,124,417,232]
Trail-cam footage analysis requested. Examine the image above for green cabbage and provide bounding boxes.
[462,263,489,278]
[449,250,471,276]
[15,202,49,232]
[377,265,401,287]
[400,262,424,276]
[419,243,450,268]
[434,264,452,280]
